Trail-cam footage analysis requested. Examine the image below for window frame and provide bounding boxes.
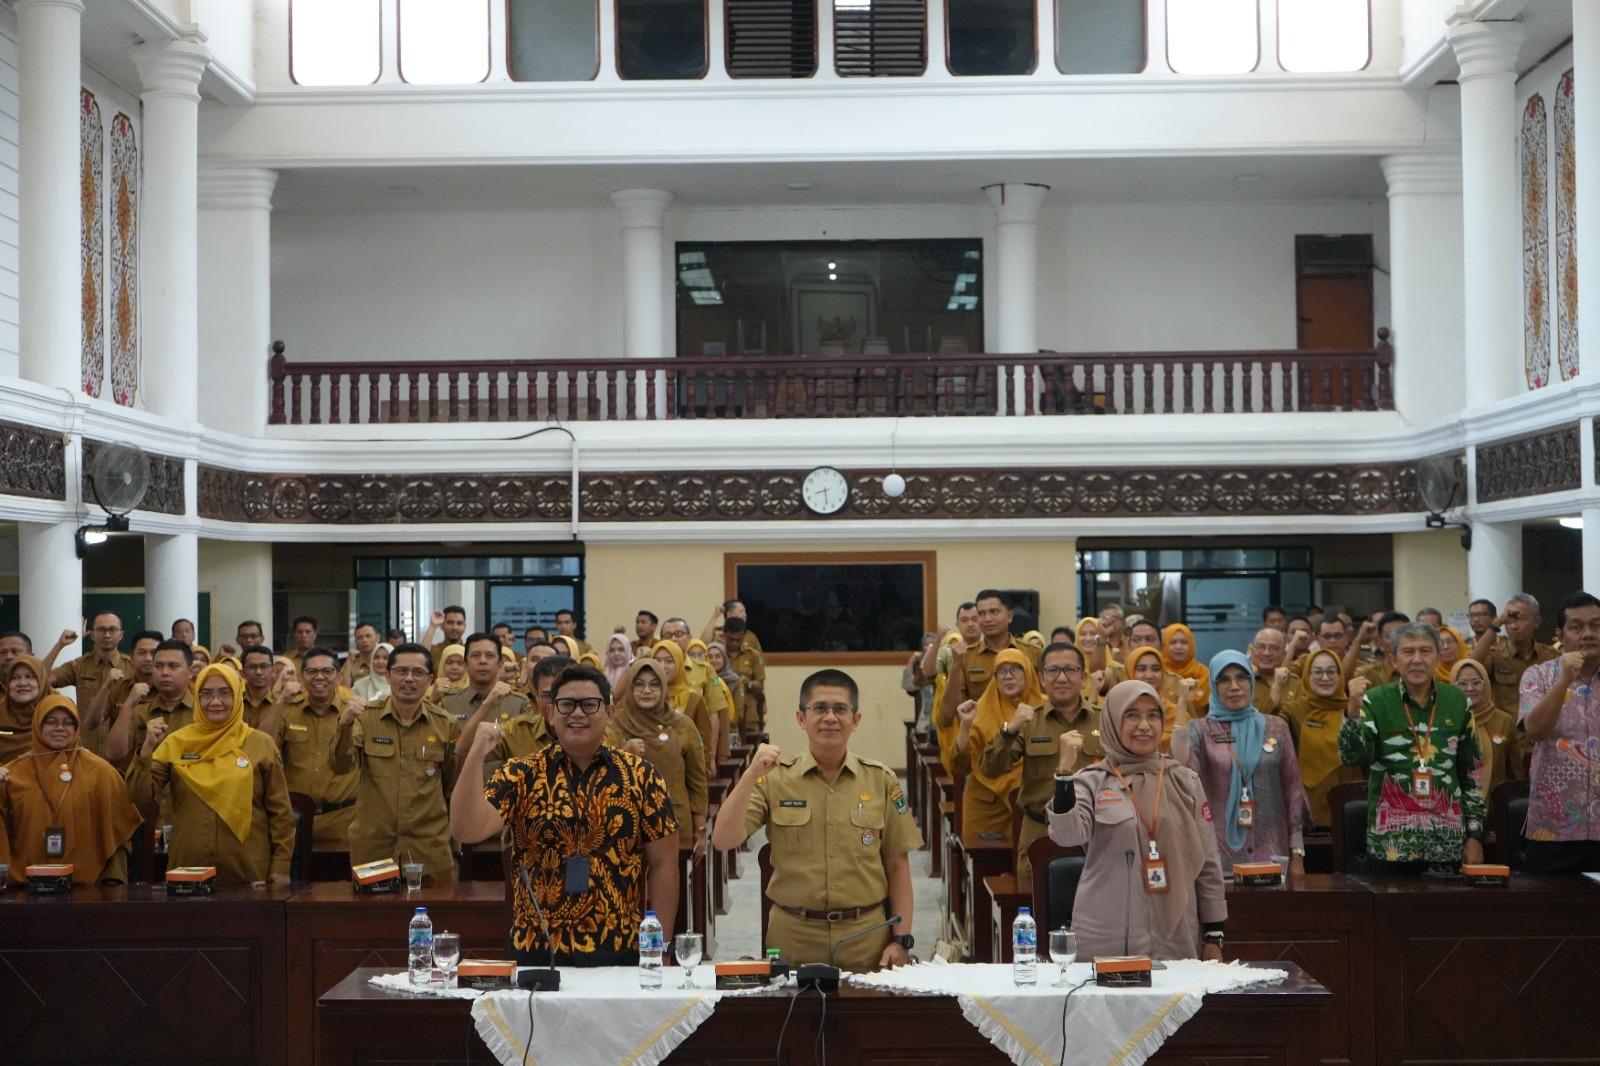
[1275,0,1371,74]
[1165,0,1260,75]
[397,0,493,85]
[289,0,384,87]
[614,0,712,81]
[943,0,1038,76]
[1053,0,1147,76]
[725,0,820,79]
[504,0,601,82]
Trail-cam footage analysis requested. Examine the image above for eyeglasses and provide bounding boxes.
[661,628,690,639]
[804,703,854,718]
[242,661,273,671]
[554,697,606,716]
[633,677,663,690]
[993,666,1025,679]
[1217,674,1252,688]
[1041,665,1083,678]
[1251,643,1284,652]
[198,688,233,703]
[303,667,338,679]
[1308,668,1341,680]
[388,666,431,679]
[92,626,122,634]
[1456,677,1486,688]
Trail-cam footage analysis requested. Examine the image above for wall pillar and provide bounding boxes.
[1468,520,1524,608]
[198,167,278,433]
[983,182,1049,415]
[1380,153,1465,424]
[18,521,81,652]
[198,539,274,643]
[1446,16,1527,408]
[611,189,673,417]
[144,532,198,641]
[132,36,209,423]
[1393,529,1469,615]
[16,0,84,392]
[1574,2,1600,381]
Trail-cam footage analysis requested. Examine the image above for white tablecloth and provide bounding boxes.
[845,960,1289,1066]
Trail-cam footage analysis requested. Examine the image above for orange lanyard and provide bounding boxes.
[1106,759,1164,845]
[1399,689,1438,766]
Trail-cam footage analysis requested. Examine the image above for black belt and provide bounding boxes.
[315,798,357,815]
[774,901,884,922]
[1023,806,1047,825]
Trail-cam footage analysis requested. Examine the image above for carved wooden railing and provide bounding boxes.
[267,332,1393,425]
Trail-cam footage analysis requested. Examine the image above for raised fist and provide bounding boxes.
[1358,620,1378,642]
[1007,703,1036,734]
[141,719,169,757]
[1273,666,1291,687]
[468,721,502,759]
[1178,677,1198,697]
[1058,730,1084,770]
[1561,651,1586,677]
[130,682,151,703]
[430,609,446,626]
[1287,629,1310,655]
[1348,676,1372,700]
[936,623,952,639]
[104,668,126,687]
[1088,670,1106,693]
[749,742,782,776]
[485,681,514,707]
[429,678,451,702]
[218,643,240,659]
[623,738,647,757]
[956,699,979,726]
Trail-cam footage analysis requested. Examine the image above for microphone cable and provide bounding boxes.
[1056,975,1097,1066]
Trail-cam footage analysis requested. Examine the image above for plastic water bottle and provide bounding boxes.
[1012,907,1038,987]
[639,911,664,989]
[408,907,434,986]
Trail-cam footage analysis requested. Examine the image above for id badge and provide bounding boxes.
[1143,842,1169,893]
[1412,768,1433,798]
[563,855,591,894]
[1237,797,1256,828]
[44,826,65,858]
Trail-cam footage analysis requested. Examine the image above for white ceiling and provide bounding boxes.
[269,154,1391,213]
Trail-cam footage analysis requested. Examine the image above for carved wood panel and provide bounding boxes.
[1474,425,1582,503]
[81,439,185,515]
[0,420,67,501]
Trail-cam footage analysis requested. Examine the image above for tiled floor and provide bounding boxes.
[705,780,946,963]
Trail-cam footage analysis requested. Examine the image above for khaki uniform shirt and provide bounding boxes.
[682,658,729,722]
[492,711,555,761]
[126,693,197,762]
[242,690,276,731]
[954,637,1041,702]
[711,627,764,655]
[1354,660,1398,691]
[978,701,1106,815]
[1486,639,1559,716]
[331,697,461,879]
[49,651,133,756]
[727,641,766,730]
[743,749,923,911]
[276,694,361,848]
[442,686,531,731]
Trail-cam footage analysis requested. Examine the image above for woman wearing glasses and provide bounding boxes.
[1280,649,1365,826]
[614,658,709,858]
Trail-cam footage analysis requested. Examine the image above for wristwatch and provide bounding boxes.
[891,934,915,950]
[1290,847,1305,858]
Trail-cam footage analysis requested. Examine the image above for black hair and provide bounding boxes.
[1128,619,1161,638]
[236,619,264,635]
[154,639,194,665]
[722,600,742,612]
[387,642,434,673]
[957,601,978,615]
[1041,641,1086,669]
[1049,626,1073,641]
[1556,590,1600,630]
[526,639,555,652]
[354,621,379,636]
[172,618,194,631]
[491,621,513,634]
[91,611,122,628]
[1377,611,1411,632]
[551,663,609,703]
[1317,616,1346,635]
[525,626,548,639]
[532,655,575,688]
[291,615,318,631]
[463,632,501,657]
[301,645,339,670]
[1469,598,1497,614]
[554,609,576,621]
[1262,604,1287,621]
[799,668,859,709]
[385,628,407,643]
[0,631,32,650]
[240,644,274,662]
[131,629,164,648]
[636,610,659,624]
[442,606,466,619]
[974,589,1006,607]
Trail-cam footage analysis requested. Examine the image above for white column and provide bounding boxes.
[16,0,84,393]
[198,539,274,642]
[1447,16,1526,408]
[611,189,673,417]
[983,182,1049,414]
[145,532,198,641]
[18,522,81,652]
[1584,507,1600,593]
[1380,154,1465,424]
[132,36,210,424]
[1468,520,1523,608]
[1574,2,1600,381]
[198,168,278,433]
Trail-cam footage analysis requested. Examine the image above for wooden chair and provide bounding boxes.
[1026,836,1087,935]
[1490,778,1531,868]
[287,791,317,883]
[1328,781,1369,873]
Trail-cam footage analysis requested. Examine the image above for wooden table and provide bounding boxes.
[0,882,293,1065]
[318,962,1330,1065]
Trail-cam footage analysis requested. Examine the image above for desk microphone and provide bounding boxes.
[1123,850,1135,956]
[796,914,903,993]
[515,865,562,992]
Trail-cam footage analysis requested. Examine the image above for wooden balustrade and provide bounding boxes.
[266,332,1393,425]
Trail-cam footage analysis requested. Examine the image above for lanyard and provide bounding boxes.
[27,748,77,825]
[1106,758,1164,846]
[1219,725,1253,793]
[1399,688,1439,766]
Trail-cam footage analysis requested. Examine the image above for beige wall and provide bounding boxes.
[584,538,1078,768]
[1392,530,1469,617]
[199,539,275,642]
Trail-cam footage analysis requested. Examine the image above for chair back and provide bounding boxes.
[757,843,774,953]
[287,791,316,882]
[1328,780,1369,873]
[1027,836,1085,933]
[1490,778,1532,868]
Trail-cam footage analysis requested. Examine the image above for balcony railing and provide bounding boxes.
[267,333,1393,426]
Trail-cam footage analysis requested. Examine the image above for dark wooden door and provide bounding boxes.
[1297,275,1373,350]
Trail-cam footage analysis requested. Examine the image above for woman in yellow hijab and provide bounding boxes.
[1125,646,1190,750]
[1279,649,1364,826]
[693,639,737,759]
[931,630,965,777]
[1451,658,1523,803]
[952,648,1045,840]
[651,640,715,775]
[1160,624,1210,713]
[1435,626,1468,684]
[125,663,295,886]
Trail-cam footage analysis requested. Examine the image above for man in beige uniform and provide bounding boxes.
[723,616,766,737]
[421,606,469,671]
[1471,593,1560,712]
[444,633,531,731]
[275,646,363,849]
[45,613,132,756]
[979,641,1106,882]
[713,668,922,972]
[330,643,462,882]
[105,640,196,766]
[660,617,731,734]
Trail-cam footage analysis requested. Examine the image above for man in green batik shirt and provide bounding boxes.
[1339,621,1485,869]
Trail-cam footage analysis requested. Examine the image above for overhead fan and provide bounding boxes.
[76,443,150,557]
[1416,455,1471,550]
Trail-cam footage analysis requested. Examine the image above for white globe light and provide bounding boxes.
[883,473,907,498]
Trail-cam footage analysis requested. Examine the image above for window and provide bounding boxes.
[508,0,600,81]
[835,0,926,77]
[398,0,490,83]
[727,0,817,78]
[726,552,935,664]
[1166,0,1257,74]
[946,0,1034,75]
[616,0,709,79]
[1056,0,1144,75]
[290,0,382,85]
[1278,0,1369,73]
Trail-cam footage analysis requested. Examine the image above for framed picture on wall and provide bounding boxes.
[738,319,765,355]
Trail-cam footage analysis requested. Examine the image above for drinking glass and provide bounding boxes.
[402,862,425,890]
[433,931,461,986]
[674,932,704,989]
[1049,930,1077,987]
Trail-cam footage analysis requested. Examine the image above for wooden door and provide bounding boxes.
[1297,275,1374,408]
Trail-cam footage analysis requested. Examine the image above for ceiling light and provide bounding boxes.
[828,262,837,269]
[786,181,813,191]
[1559,516,1584,530]
[828,273,837,280]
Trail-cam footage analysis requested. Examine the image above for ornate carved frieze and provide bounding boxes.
[1474,426,1581,504]
[82,440,185,515]
[0,421,67,501]
[199,461,1445,524]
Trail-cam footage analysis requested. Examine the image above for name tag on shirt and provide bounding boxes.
[371,736,394,745]
[288,723,308,732]
[1027,736,1055,747]
[181,753,201,761]
[779,799,807,808]
[1094,789,1123,809]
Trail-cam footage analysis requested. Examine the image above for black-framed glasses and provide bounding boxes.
[554,697,606,716]
[803,703,854,718]
[1041,665,1083,678]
